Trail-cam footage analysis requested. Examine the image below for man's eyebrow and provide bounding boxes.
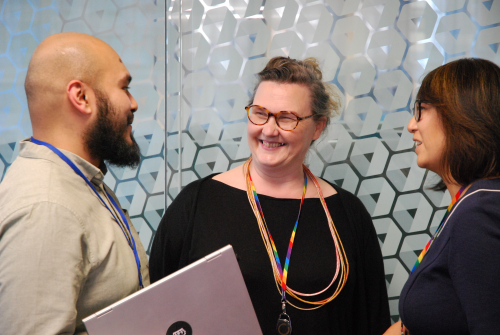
[120,74,132,85]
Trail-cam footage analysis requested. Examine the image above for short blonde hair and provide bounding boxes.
[251,56,340,129]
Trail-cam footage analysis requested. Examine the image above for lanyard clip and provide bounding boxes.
[281,300,286,314]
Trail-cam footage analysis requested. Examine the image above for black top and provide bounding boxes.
[399,178,500,335]
[150,174,390,335]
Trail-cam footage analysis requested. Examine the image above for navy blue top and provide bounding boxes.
[399,178,500,335]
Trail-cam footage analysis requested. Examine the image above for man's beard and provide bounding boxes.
[85,90,141,168]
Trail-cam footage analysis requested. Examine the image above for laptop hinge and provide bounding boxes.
[205,250,222,261]
[96,307,113,318]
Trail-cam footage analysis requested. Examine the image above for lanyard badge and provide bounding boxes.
[244,157,349,334]
[248,169,306,335]
[30,137,144,288]
[277,300,292,334]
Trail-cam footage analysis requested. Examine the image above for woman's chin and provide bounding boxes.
[251,153,286,170]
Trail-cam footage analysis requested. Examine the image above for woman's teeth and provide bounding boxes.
[415,141,422,147]
[262,141,285,148]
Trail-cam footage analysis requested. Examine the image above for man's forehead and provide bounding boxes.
[101,56,131,81]
[116,59,131,80]
[101,70,130,85]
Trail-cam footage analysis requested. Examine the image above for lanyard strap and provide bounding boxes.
[411,185,466,273]
[248,170,307,303]
[244,158,349,310]
[30,137,144,288]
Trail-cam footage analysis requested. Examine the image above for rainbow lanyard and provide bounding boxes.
[248,171,307,303]
[411,186,466,273]
[30,137,144,288]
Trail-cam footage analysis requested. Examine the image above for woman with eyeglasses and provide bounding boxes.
[150,57,390,334]
[384,58,500,335]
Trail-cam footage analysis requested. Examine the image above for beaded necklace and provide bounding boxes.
[244,158,349,314]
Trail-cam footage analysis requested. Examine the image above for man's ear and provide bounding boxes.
[67,80,92,115]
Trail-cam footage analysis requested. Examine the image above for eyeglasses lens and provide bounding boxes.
[277,112,298,130]
[248,106,269,124]
[247,106,298,131]
[414,101,420,121]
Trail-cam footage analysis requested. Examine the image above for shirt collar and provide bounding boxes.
[20,138,107,186]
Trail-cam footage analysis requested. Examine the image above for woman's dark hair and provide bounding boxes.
[417,58,500,187]
[251,57,340,129]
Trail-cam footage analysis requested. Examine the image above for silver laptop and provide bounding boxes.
[83,245,262,335]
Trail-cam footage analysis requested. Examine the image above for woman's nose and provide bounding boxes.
[262,114,279,135]
[407,115,417,133]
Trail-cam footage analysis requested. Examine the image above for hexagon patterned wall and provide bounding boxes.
[2,0,500,324]
[165,0,500,322]
[0,0,165,254]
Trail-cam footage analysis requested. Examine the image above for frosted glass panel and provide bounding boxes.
[165,0,500,321]
[0,0,165,254]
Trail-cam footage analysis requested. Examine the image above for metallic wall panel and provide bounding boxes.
[165,0,500,322]
[0,0,165,254]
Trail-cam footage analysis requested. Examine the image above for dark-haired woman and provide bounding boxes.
[384,58,500,335]
[150,57,390,334]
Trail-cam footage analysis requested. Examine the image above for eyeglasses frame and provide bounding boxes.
[245,104,314,131]
[413,99,434,122]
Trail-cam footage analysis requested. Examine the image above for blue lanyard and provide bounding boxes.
[30,137,143,288]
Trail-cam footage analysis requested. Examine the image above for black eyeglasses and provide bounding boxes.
[245,105,314,131]
[412,99,433,122]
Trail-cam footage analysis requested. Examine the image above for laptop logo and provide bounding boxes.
[167,321,192,335]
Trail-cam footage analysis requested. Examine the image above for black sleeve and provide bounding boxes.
[448,191,500,334]
[336,187,391,335]
[149,179,202,283]
[359,203,392,334]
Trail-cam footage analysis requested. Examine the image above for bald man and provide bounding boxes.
[0,33,150,334]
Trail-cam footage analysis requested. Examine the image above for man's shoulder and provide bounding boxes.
[0,155,87,220]
[0,155,51,200]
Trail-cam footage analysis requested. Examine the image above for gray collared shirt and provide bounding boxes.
[0,139,150,335]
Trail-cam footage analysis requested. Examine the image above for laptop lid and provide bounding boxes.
[83,245,262,335]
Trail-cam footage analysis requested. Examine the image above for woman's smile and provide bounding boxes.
[260,140,285,148]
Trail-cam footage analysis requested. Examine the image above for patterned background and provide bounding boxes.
[165,0,500,322]
[1,0,500,322]
[0,0,165,261]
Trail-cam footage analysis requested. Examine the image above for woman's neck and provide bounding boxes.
[249,161,306,199]
[443,177,469,200]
